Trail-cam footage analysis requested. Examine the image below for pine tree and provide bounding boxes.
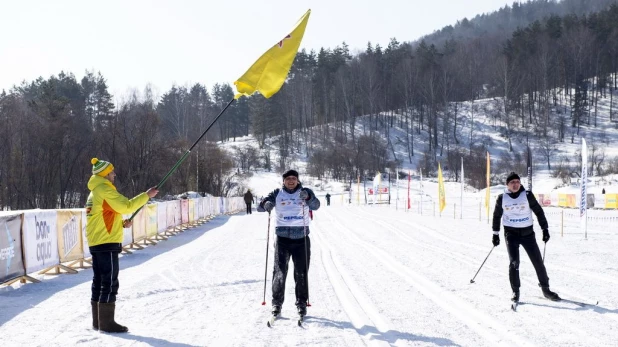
[572,73,588,131]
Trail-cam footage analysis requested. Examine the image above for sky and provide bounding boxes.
[0,0,513,99]
[1,180,617,346]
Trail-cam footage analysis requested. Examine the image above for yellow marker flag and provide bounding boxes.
[438,163,446,213]
[234,10,311,99]
[485,151,491,214]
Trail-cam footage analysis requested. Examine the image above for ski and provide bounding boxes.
[266,314,279,328]
[559,298,598,307]
[538,297,598,307]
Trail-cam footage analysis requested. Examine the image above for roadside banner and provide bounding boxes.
[0,213,25,283]
[22,210,59,273]
[145,204,158,238]
[81,210,91,258]
[157,202,167,233]
[56,210,83,262]
[132,208,147,242]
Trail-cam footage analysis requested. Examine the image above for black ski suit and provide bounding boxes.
[492,186,550,292]
[258,184,320,310]
[244,191,253,214]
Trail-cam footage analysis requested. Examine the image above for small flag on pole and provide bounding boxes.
[460,157,464,219]
[580,138,588,238]
[438,163,446,213]
[420,169,423,214]
[485,151,491,216]
[396,170,399,210]
[407,169,411,210]
[527,146,533,191]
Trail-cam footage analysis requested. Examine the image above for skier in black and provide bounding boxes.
[243,189,253,214]
[492,172,560,303]
[325,193,331,206]
[258,169,320,319]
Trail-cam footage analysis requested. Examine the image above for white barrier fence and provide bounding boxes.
[0,196,244,286]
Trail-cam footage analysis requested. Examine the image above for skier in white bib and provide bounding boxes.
[492,172,560,303]
[258,169,320,318]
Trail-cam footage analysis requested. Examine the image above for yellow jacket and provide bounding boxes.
[86,175,149,247]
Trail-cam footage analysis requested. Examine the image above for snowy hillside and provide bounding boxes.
[220,82,618,201]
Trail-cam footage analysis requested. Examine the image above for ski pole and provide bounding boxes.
[261,212,271,305]
[302,201,311,307]
[470,246,495,283]
[542,242,546,264]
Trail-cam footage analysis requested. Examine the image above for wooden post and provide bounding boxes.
[2,275,40,286]
[66,258,92,269]
[39,264,78,275]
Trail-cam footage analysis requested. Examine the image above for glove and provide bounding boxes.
[299,189,310,200]
[263,201,274,213]
[492,234,500,247]
[542,229,550,243]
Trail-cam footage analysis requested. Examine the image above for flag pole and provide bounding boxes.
[527,145,533,192]
[580,138,588,240]
[460,157,464,220]
[128,97,236,221]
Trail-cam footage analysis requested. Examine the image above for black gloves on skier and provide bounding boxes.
[263,201,274,213]
[542,229,550,243]
[492,234,500,247]
[299,188,311,200]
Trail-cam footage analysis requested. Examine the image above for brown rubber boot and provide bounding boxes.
[98,302,129,333]
[91,300,99,330]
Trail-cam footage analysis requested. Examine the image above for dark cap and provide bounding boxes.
[506,172,521,184]
[282,169,299,180]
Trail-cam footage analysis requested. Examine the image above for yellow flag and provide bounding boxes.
[485,151,491,213]
[438,163,446,213]
[234,10,311,99]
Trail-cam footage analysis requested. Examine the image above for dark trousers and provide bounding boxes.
[246,203,252,214]
[505,231,549,292]
[326,200,330,206]
[91,251,120,303]
[272,236,311,308]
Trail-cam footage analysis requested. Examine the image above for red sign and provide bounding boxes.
[367,187,388,195]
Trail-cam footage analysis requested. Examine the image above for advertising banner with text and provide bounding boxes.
[56,210,83,262]
[80,210,92,258]
[132,208,147,242]
[145,204,158,237]
[181,200,189,224]
[157,203,167,233]
[0,213,25,283]
[22,210,59,273]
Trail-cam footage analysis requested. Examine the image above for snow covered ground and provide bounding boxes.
[1,197,617,346]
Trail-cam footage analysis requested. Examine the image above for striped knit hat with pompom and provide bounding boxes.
[91,158,114,177]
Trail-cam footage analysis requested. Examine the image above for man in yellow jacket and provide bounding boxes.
[86,158,158,333]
